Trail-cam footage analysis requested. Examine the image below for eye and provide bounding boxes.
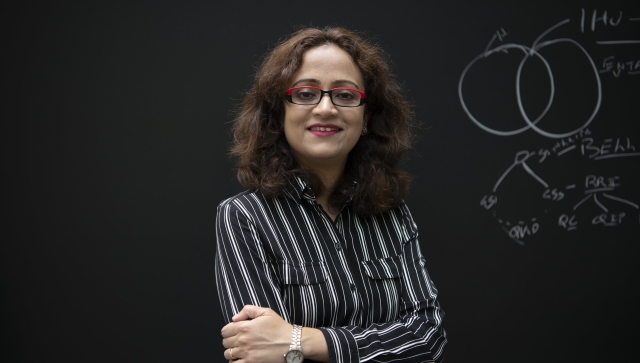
[297,92,316,99]
[292,88,319,101]
[333,89,357,100]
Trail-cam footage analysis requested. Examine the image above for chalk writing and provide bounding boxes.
[464,10,639,245]
[599,56,640,77]
[459,18,602,138]
[558,214,578,231]
[480,132,639,245]
[581,9,623,32]
[460,8,640,139]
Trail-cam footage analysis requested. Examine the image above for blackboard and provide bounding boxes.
[3,1,638,362]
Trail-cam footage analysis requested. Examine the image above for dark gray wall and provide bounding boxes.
[3,1,639,362]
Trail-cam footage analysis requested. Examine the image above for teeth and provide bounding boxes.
[310,127,340,131]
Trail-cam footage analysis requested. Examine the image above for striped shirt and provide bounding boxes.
[215,178,447,362]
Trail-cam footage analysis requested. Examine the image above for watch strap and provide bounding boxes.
[291,324,302,351]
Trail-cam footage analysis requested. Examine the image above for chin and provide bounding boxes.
[299,152,345,165]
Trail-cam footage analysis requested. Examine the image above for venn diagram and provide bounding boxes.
[458,38,602,138]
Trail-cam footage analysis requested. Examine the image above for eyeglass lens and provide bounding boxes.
[290,88,362,107]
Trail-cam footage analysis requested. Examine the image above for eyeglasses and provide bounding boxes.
[285,86,366,107]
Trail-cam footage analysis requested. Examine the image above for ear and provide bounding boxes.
[361,119,369,137]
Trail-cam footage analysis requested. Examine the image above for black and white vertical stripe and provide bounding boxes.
[215,178,447,363]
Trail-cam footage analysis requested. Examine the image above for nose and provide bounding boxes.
[312,93,338,117]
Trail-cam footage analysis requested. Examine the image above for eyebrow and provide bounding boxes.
[291,78,361,89]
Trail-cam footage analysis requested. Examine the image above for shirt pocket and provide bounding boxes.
[273,261,330,327]
[361,254,403,279]
[360,254,403,321]
[274,261,328,285]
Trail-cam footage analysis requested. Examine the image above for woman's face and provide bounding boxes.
[283,44,366,172]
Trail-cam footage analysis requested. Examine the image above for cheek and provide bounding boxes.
[283,106,306,129]
[345,114,365,148]
[283,118,294,146]
[350,111,366,132]
[283,109,304,147]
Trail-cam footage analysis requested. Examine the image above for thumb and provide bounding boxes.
[232,305,272,322]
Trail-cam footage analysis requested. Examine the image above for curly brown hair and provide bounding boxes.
[231,26,414,217]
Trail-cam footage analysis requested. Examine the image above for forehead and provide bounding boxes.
[292,44,364,89]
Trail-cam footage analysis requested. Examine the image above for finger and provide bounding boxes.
[224,347,242,361]
[221,322,239,338]
[223,348,240,361]
[222,335,238,348]
[232,304,271,322]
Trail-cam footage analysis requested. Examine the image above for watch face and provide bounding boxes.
[285,349,304,363]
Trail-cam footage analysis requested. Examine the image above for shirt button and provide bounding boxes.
[334,243,342,251]
[349,283,356,291]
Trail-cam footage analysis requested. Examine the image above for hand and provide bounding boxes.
[221,305,293,363]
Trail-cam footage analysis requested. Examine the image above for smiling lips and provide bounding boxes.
[308,124,342,136]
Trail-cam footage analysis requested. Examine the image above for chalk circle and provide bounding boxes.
[458,43,554,136]
[517,38,602,138]
[459,39,602,138]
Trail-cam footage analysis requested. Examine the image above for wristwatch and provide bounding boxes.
[284,324,304,363]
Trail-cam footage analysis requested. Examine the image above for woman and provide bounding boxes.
[216,27,446,363]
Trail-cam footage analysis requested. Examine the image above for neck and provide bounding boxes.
[297,157,347,218]
[310,163,344,198]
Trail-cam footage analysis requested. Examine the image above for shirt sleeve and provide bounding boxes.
[215,198,291,322]
[318,210,447,363]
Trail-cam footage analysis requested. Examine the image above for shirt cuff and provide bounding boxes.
[318,327,360,363]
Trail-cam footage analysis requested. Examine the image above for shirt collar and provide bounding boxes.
[286,176,316,203]
[286,176,357,206]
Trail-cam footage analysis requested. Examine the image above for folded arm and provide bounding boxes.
[215,200,446,363]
